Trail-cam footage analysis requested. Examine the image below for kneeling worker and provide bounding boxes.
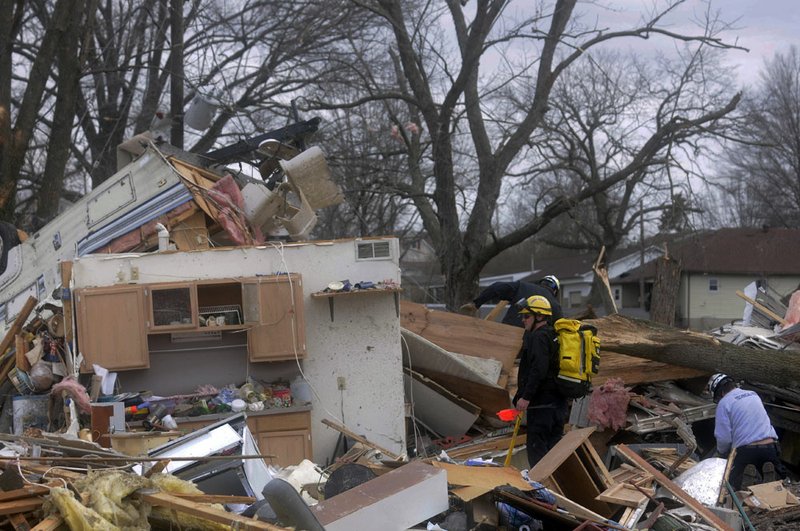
[709,373,788,489]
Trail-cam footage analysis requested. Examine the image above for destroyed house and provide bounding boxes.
[69,238,407,466]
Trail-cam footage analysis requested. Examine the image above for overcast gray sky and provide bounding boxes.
[720,0,799,83]
[584,0,800,86]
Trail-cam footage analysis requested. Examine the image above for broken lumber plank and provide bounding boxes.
[414,367,510,416]
[321,419,401,460]
[550,491,630,530]
[444,433,524,460]
[8,513,29,531]
[736,290,787,326]
[60,261,74,348]
[14,335,30,372]
[596,482,651,508]
[616,444,733,531]
[170,493,256,504]
[400,301,521,375]
[529,427,614,518]
[144,459,171,478]
[483,300,508,322]
[587,313,799,387]
[0,497,44,516]
[0,485,50,502]
[30,515,63,531]
[141,492,282,530]
[0,296,37,357]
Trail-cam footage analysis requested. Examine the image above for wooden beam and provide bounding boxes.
[0,485,50,502]
[0,297,37,358]
[401,301,522,376]
[8,513,29,531]
[14,335,29,372]
[170,493,256,504]
[0,497,43,516]
[616,444,733,531]
[60,261,74,347]
[483,300,508,322]
[30,515,63,531]
[321,419,401,460]
[736,290,787,326]
[141,492,284,530]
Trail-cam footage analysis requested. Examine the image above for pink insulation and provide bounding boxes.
[783,290,800,327]
[51,376,92,414]
[587,378,631,431]
[208,174,264,246]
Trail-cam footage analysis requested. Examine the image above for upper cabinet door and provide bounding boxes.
[147,283,197,330]
[248,274,306,361]
[75,286,149,371]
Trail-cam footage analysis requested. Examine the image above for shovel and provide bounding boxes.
[497,408,523,467]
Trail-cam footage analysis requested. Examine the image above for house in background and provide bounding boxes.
[400,227,800,331]
[614,228,800,330]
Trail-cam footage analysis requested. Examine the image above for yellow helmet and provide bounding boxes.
[517,295,552,316]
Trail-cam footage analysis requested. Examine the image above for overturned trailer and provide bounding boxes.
[0,118,342,332]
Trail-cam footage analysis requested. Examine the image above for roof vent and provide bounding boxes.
[356,240,391,261]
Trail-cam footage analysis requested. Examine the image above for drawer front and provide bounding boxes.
[252,411,310,432]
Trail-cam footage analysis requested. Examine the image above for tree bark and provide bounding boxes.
[35,0,88,224]
[649,255,682,326]
[588,313,800,388]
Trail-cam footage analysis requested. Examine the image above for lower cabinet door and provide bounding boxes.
[257,429,311,468]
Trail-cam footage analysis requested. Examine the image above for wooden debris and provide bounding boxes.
[0,497,44,516]
[736,289,788,326]
[596,482,653,507]
[8,513,30,531]
[616,444,734,531]
[30,515,63,531]
[0,296,37,357]
[400,300,521,377]
[529,427,615,518]
[141,491,281,530]
[169,493,256,505]
[483,300,508,322]
[321,418,402,460]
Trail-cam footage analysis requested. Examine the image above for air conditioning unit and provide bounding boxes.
[356,240,391,261]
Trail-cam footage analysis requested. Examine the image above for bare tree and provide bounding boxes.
[312,103,421,240]
[3,0,372,227]
[0,0,93,223]
[719,45,800,228]
[316,0,743,309]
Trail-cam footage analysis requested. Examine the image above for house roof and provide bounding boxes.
[616,227,800,282]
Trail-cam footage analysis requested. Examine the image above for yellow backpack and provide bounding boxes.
[553,319,600,398]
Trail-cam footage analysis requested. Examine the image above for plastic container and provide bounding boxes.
[13,395,49,435]
[290,376,312,404]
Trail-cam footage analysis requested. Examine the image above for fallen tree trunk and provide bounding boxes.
[589,314,800,388]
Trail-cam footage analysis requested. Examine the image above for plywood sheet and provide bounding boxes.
[529,427,596,482]
[400,301,521,375]
[404,370,480,437]
[432,462,531,501]
[401,329,502,386]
